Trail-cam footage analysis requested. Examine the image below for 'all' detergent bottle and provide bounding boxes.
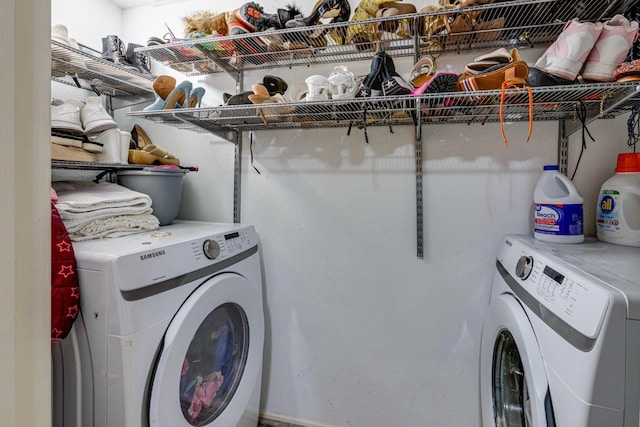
[596,153,640,247]
[533,165,584,243]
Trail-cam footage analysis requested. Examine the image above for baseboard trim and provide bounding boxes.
[259,411,335,427]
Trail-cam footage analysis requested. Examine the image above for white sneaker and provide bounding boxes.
[51,24,85,67]
[582,14,639,82]
[51,99,84,134]
[535,19,603,81]
[81,96,118,135]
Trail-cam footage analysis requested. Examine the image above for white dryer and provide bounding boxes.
[481,235,640,427]
[51,221,264,427]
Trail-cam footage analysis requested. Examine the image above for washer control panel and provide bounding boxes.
[113,224,258,292]
[513,250,610,340]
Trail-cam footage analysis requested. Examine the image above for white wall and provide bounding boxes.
[60,1,633,425]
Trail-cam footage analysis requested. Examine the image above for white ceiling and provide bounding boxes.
[109,0,191,9]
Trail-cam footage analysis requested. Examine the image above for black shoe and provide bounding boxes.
[126,43,152,74]
[236,2,283,32]
[380,52,411,96]
[285,0,350,28]
[102,35,127,64]
[356,51,385,97]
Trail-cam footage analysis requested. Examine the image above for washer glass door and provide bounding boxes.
[149,272,264,427]
[180,302,248,425]
[493,329,531,426]
[481,294,553,427]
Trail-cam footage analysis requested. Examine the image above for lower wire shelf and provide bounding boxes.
[127,82,640,137]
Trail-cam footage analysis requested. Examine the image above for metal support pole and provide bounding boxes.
[233,73,244,223]
[558,120,568,176]
[415,100,424,259]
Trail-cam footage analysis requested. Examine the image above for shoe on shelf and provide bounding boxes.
[128,144,180,166]
[582,14,639,82]
[51,99,85,134]
[126,43,153,75]
[534,19,603,81]
[81,96,118,135]
[263,75,288,96]
[51,24,85,67]
[51,24,80,50]
[185,87,205,108]
[327,65,358,99]
[380,52,412,96]
[131,124,154,149]
[223,91,254,105]
[285,0,350,28]
[356,51,386,98]
[102,35,138,72]
[144,80,193,110]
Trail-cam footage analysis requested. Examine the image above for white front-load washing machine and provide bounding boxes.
[481,235,640,427]
[51,221,264,427]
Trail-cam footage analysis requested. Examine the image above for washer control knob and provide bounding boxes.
[515,256,533,280]
[203,239,220,260]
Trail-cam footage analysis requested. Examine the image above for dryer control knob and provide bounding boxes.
[203,239,221,259]
[515,256,533,280]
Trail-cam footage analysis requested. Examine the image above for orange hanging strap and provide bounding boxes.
[500,78,533,147]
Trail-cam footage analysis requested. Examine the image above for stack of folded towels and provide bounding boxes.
[52,181,160,241]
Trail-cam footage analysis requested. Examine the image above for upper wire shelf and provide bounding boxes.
[136,0,636,76]
[51,40,156,96]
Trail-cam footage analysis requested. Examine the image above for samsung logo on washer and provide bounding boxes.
[140,250,166,261]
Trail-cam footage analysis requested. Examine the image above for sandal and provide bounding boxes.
[463,47,512,75]
[128,144,180,166]
[378,2,417,37]
[410,57,435,88]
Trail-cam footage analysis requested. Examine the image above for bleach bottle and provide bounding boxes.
[533,165,584,243]
[596,153,640,247]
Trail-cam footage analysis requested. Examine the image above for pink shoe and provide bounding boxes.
[534,19,603,81]
[582,14,639,82]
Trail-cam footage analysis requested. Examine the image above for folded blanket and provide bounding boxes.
[67,213,160,241]
[62,208,155,232]
[52,181,152,214]
[52,181,160,241]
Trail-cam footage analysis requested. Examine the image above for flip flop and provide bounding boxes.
[411,72,459,95]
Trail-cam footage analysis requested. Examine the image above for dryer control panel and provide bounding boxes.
[499,237,611,341]
[525,259,609,339]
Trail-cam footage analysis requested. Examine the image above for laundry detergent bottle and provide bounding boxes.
[596,153,640,247]
[533,165,584,243]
